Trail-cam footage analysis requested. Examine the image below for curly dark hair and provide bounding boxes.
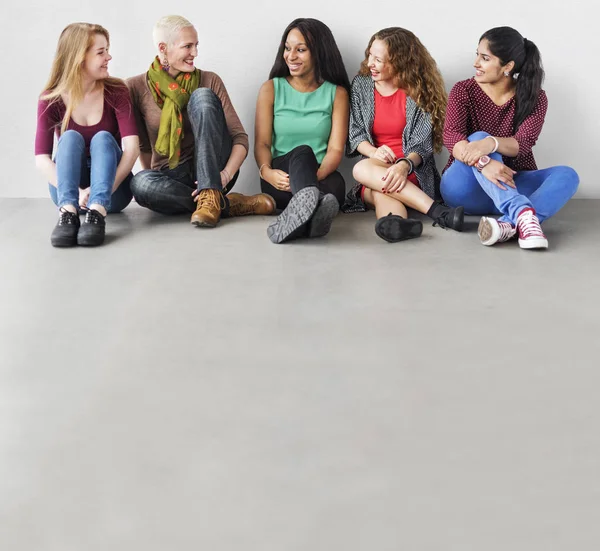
[359,27,447,152]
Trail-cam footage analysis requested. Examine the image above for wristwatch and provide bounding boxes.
[476,155,491,172]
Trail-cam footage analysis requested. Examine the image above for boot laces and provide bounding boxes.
[198,189,224,212]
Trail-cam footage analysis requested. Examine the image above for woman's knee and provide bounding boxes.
[468,131,491,142]
[289,144,316,161]
[352,159,370,182]
[59,129,85,148]
[189,88,220,112]
[130,170,157,196]
[555,165,580,196]
[90,130,118,151]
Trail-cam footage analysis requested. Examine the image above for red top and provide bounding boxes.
[35,83,138,156]
[372,88,418,185]
[443,78,548,172]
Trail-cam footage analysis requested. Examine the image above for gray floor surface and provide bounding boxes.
[1,198,599,550]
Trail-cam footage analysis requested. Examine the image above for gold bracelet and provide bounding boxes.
[259,163,271,179]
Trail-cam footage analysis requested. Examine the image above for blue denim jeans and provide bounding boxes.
[441,131,579,224]
[50,130,133,213]
[131,89,238,215]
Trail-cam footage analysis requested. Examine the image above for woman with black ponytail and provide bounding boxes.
[441,27,579,250]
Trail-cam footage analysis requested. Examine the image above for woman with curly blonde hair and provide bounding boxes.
[345,27,464,242]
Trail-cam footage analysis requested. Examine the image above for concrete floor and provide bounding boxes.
[1,198,599,550]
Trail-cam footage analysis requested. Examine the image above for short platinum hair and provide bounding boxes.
[152,15,194,48]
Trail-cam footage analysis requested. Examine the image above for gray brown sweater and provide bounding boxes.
[127,70,249,171]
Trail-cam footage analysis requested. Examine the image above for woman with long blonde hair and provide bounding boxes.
[35,23,139,247]
[345,27,464,242]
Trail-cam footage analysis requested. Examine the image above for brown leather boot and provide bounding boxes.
[227,193,276,217]
[190,188,224,227]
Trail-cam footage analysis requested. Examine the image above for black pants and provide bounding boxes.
[260,145,346,210]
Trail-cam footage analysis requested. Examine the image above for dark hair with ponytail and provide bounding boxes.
[269,18,350,93]
[480,26,544,133]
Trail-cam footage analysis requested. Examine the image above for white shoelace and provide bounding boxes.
[517,210,545,239]
[497,221,517,242]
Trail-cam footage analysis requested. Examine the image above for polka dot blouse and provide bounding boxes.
[443,78,548,172]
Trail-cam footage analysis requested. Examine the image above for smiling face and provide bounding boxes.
[283,28,314,79]
[161,26,198,77]
[82,33,111,81]
[367,39,395,84]
[474,39,514,84]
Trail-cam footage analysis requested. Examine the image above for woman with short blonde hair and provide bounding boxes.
[128,15,275,228]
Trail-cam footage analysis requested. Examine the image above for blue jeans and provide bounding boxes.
[131,89,237,215]
[441,131,579,224]
[50,130,133,213]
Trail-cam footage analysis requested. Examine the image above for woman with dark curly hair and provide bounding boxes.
[255,18,350,244]
[345,27,464,243]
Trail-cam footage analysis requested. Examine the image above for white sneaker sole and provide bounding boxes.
[478,217,500,246]
[518,237,548,249]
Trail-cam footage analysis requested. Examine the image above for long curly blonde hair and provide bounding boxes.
[359,27,447,152]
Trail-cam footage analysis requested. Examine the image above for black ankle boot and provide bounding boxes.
[375,213,423,243]
[426,202,464,232]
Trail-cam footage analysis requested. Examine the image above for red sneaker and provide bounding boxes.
[478,217,516,246]
[517,208,548,249]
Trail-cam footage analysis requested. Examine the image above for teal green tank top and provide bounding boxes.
[272,77,337,164]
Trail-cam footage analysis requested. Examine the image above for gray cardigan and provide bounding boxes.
[346,75,440,200]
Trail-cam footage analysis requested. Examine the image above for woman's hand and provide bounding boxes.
[264,167,290,192]
[481,159,517,190]
[381,161,409,194]
[461,138,495,166]
[370,145,396,164]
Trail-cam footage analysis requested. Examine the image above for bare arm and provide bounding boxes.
[113,135,139,191]
[454,136,519,166]
[223,144,247,182]
[316,86,349,181]
[254,80,274,170]
[254,80,289,190]
[139,151,152,170]
[35,154,57,187]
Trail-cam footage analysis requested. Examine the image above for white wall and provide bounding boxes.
[4,1,596,197]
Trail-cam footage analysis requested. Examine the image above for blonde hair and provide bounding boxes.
[359,28,447,152]
[152,15,195,48]
[40,22,124,134]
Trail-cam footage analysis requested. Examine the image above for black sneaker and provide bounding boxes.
[307,193,339,238]
[267,187,319,244]
[375,213,423,243]
[77,209,106,246]
[427,202,464,232]
[51,208,80,248]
